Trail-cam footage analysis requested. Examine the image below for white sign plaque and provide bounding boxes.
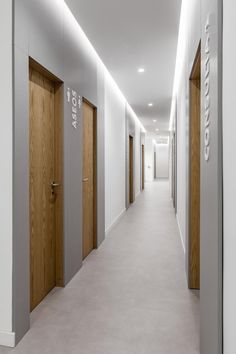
[67,87,82,130]
[204,16,210,162]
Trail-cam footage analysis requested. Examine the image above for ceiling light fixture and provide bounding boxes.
[148,103,153,107]
[153,119,157,122]
[138,68,145,73]
[156,128,159,131]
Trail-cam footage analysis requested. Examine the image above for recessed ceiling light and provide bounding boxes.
[153,119,157,122]
[148,103,153,107]
[156,128,159,131]
[138,68,145,73]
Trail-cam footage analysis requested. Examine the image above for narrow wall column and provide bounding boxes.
[223,0,236,352]
[0,0,15,347]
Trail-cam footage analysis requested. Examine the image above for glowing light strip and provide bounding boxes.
[169,0,187,131]
[64,2,146,133]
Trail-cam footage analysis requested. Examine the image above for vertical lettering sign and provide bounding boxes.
[67,87,82,129]
[204,16,210,162]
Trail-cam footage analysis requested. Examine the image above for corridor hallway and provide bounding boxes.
[0,181,199,354]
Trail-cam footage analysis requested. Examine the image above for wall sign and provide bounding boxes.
[204,16,210,162]
[67,87,82,130]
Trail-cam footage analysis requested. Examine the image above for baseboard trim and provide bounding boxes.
[105,208,126,237]
[176,214,186,253]
[0,330,15,347]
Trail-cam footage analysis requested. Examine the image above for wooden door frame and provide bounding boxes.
[29,58,64,290]
[82,98,97,250]
[142,144,145,190]
[129,135,134,204]
[188,43,201,289]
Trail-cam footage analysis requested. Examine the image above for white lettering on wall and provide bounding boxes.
[67,87,82,130]
[204,16,210,162]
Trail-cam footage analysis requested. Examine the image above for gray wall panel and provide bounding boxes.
[14,0,29,52]
[96,65,105,247]
[63,13,98,105]
[82,51,98,106]
[13,0,105,341]
[200,1,223,353]
[63,84,83,284]
[13,46,30,343]
[28,0,64,79]
[175,0,223,351]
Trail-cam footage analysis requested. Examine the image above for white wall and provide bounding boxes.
[176,82,188,249]
[145,136,155,182]
[126,105,145,206]
[105,75,144,233]
[171,1,223,352]
[105,74,126,233]
[170,0,200,251]
[223,1,236,352]
[1,0,144,346]
[0,0,14,347]
[156,143,169,179]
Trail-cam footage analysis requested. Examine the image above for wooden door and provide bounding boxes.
[188,44,201,289]
[142,144,145,190]
[29,65,63,311]
[129,136,134,203]
[83,100,97,260]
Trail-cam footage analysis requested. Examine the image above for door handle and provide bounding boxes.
[51,182,60,188]
[83,178,89,182]
[51,181,60,195]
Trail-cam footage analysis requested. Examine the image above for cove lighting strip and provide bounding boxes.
[169,0,187,131]
[64,1,146,133]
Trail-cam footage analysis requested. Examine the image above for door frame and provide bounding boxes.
[129,135,134,204]
[142,144,145,190]
[29,58,64,307]
[188,44,201,289]
[82,98,97,252]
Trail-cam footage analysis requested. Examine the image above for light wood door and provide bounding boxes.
[29,67,59,311]
[129,136,134,204]
[83,100,96,260]
[142,145,145,190]
[189,44,201,289]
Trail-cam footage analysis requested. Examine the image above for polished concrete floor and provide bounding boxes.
[0,180,199,354]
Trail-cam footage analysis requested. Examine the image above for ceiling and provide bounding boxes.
[65,0,182,134]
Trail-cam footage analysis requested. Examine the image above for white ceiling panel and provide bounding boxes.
[65,0,182,132]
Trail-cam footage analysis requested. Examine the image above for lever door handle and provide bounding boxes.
[51,182,60,188]
[83,178,89,182]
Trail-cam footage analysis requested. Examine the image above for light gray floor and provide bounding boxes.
[0,180,199,354]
